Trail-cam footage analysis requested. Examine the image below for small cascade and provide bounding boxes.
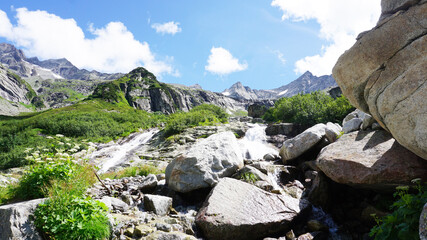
[92,129,158,174]
[239,123,278,160]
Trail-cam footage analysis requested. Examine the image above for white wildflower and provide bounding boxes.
[56,134,64,138]
[46,136,54,139]
[58,142,64,145]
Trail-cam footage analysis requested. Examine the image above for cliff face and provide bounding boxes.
[332,0,427,159]
[92,67,244,114]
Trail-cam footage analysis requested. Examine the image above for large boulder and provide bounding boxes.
[195,178,310,240]
[166,131,244,193]
[315,130,427,190]
[0,198,45,240]
[280,123,326,162]
[332,0,427,159]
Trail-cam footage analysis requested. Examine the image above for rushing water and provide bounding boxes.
[239,123,279,160]
[92,129,158,174]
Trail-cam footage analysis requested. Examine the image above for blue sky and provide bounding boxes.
[0,0,380,92]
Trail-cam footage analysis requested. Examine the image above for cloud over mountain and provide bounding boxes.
[0,8,178,77]
[205,47,248,75]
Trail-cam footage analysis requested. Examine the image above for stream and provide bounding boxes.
[91,129,159,174]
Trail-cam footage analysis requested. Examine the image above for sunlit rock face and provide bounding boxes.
[332,0,427,159]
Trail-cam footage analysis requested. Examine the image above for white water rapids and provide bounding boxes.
[238,123,278,160]
[92,129,158,174]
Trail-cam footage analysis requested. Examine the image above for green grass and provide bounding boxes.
[100,164,164,180]
[163,104,228,137]
[0,99,166,170]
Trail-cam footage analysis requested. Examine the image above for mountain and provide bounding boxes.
[91,67,244,114]
[0,64,44,115]
[222,71,338,101]
[0,43,123,81]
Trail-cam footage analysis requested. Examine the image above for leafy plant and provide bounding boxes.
[240,172,260,183]
[370,179,426,240]
[34,194,110,240]
[263,91,354,125]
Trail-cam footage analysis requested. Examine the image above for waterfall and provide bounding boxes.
[92,129,158,174]
[239,123,278,160]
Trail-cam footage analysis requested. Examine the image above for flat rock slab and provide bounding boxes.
[195,178,310,240]
[0,198,45,240]
[315,130,427,190]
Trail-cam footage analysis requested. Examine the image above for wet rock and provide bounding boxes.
[144,194,173,216]
[307,220,328,232]
[280,123,326,163]
[166,131,243,193]
[0,198,45,240]
[315,130,427,190]
[195,178,310,240]
[306,172,329,207]
[263,153,279,161]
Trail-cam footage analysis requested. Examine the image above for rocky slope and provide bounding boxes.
[333,0,427,160]
[91,67,245,114]
[0,43,123,81]
[222,71,337,101]
[0,65,44,115]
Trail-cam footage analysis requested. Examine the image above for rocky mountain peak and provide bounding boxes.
[127,67,156,81]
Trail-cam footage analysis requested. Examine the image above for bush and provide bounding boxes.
[34,195,110,240]
[370,179,426,240]
[164,104,228,137]
[263,91,354,125]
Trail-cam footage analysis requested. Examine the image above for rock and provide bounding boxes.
[195,178,310,240]
[332,1,427,160]
[134,225,155,237]
[138,174,158,192]
[286,230,297,240]
[421,203,427,240]
[0,198,45,240]
[307,220,328,232]
[263,153,279,161]
[265,123,296,136]
[361,113,376,130]
[280,123,326,162]
[342,110,358,125]
[315,130,427,190]
[156,223,172,232]
[325,122,342,142]
[145,231,197,240]
[306,172,329,207]
[144,194,172,216]
[100,196,130,212]
[342,118,363,134]
[248,103,268,118]
[166,131,244,193]
[297,232,325,240]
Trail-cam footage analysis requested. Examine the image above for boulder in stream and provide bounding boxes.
[166,131,244,193]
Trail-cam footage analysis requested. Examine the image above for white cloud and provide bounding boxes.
[274,50,286,65]
[151,21,182,35]
[271,0,381,76]
[0,8,177,77]
[205,47,248,75]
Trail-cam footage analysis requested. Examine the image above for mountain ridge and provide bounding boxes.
[222,71,338,101]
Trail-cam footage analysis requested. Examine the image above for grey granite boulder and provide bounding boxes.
[166,131,244,193]
[0,198,45,240]
[143,194,172,216]
[195,178,310,240]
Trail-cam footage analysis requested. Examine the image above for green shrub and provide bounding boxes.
[370,179,426,240]
[239,172,260,183]
[34,193,110,240]
[164,104,228,137]
[263,91,354,125]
